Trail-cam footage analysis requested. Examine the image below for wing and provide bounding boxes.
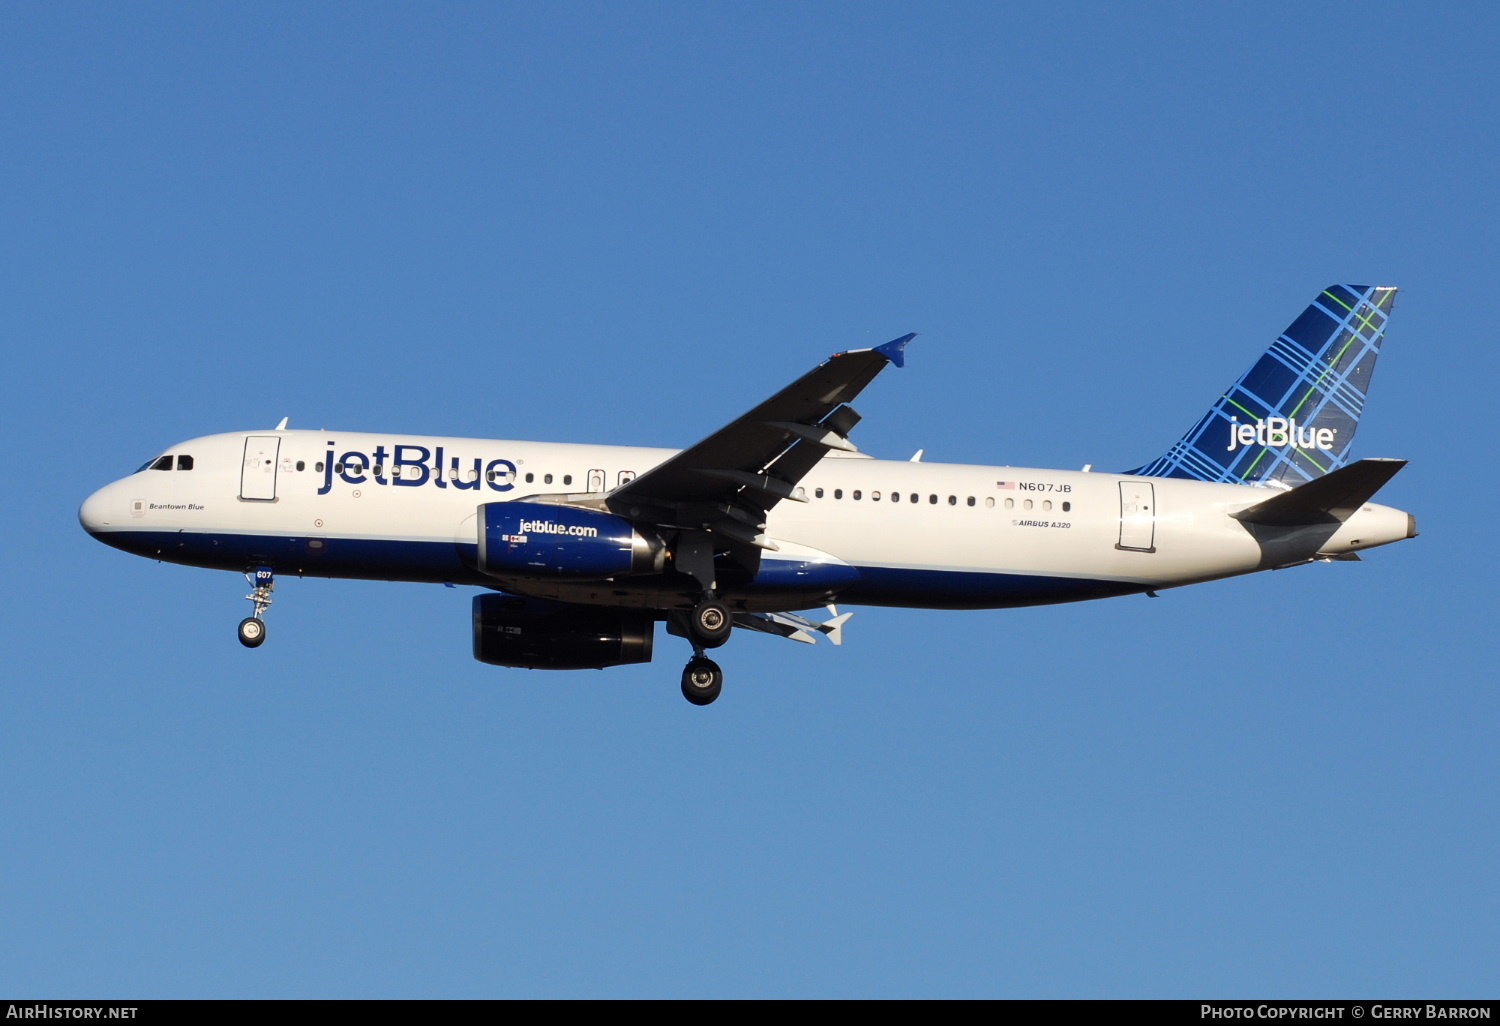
[604,334,914,551]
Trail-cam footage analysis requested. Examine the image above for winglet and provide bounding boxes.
[872,333,916,369]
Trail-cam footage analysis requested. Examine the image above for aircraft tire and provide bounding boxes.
[238,617,266,648]
[681,657,723,706]
[690,599,732,649]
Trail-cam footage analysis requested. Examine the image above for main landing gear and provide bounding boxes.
[677,595,732,705]
[690,596,731,648]
[681,656,723,706]
[238,566,274,648]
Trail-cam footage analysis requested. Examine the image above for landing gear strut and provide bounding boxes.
[238,565,274,648]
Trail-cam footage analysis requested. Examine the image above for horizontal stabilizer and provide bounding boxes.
[1231,458,1407,527]
[732,608,853,646]
[821,611,852,646]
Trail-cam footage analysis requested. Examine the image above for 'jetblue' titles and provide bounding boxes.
[317,441,516,495]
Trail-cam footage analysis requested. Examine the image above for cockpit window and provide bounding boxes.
[177,455,194,471]
[150,455,174,471]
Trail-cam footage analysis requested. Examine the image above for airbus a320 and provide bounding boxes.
[80,285,1417,705]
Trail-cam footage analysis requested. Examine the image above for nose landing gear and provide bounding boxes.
[237,616,266,647]
[238,566,274,648]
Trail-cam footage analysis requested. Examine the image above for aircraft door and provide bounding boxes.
[1117,481,1156,552]
[240,436,281,501]
[588,469,606,492]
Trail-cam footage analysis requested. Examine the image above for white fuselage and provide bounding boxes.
[79,429,1415,614]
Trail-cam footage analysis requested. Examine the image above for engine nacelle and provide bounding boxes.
[472,594,655,670]
[477,501,664,580]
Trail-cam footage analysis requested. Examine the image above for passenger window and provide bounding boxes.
[335,463,345,473]
[834,489,843,499]
[563,474,572,486]
[1004,497,1014,509]
[872,491,881,501]
[948,495,956,506]
[1024,499,1033,510]
[911,494,919,504]
[815,487,824,498]
[891,491,899,503]
[853,490,861,500]
[177,455,194,471]
[525,472,534,483]
[985,497,995,508]
[544,473,553,485]
[294,460,304,472]
[1043,500,1052,511]
[316,462,324,473]
[966,496,975,507]
[151,455,173,471]
[1062,501,1071,512]
[929,494,937,504]
[793,486,807,501]
[374,465,384,476]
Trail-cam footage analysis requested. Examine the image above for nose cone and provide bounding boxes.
[79,483,118,536]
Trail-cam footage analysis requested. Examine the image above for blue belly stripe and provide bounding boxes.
[90,529,1143,609]
[838,565,1142,609]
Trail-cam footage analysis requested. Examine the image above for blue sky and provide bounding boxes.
[2,1,1495,997]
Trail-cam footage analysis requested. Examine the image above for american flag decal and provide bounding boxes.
[996,481,1016,490]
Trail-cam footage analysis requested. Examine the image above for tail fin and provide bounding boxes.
[1130,285,1397,487]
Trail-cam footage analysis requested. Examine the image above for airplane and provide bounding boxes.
[79,284,1416,705]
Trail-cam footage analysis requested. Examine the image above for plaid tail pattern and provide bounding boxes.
[1130,285,1396,487]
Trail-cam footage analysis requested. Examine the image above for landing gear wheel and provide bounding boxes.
[238,617,266,648]
[240,566,275,648]
[681,657,723,706]
[690,598,732,648]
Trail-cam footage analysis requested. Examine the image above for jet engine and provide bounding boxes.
[472,593,655,670]
[477,501,664,580]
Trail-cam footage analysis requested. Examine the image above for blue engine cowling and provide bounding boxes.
[478,501,664,580]
[472,594,654,670]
